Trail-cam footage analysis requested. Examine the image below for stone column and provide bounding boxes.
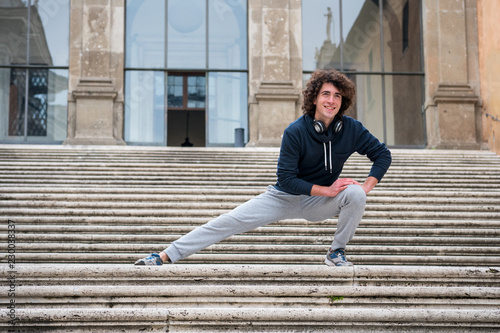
[65,0,125,145]
[424,0,480,149]
[247,0,302,147]
[477,0,500,154]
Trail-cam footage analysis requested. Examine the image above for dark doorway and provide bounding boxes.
[167,73,206,146]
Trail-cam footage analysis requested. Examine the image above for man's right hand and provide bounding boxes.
[311,178,360,197]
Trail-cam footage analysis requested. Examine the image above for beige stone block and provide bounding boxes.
[65,78,124,145]
[437,103,476,143]
[248,82,299,147]
[431,83,479,149]
[262,8,290,81]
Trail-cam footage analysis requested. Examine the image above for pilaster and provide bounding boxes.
[247,0,302,147]
[424,0,481,149]
[432,83,479,148]
[65,0,125,145]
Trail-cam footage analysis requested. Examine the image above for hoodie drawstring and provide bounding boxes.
[323,142,333,173]
[329,141,332,173]
[323,143,327,171]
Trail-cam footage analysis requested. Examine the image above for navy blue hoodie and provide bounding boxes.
[275,114,391,195]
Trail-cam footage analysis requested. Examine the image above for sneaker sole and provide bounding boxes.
[324,258,337,267]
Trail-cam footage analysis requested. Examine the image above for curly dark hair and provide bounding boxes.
[302,69,356,118]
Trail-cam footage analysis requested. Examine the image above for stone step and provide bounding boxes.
[3,307,499,333]
[3,208,499,220]
[1,145,500,331]
[2,195,500,206]
[4,225,499,238]
[1,162,499,172]
[5,216,499,227]
[1,265,499,332]
[8,253,500,266]
[1,190,500,201]
[4,224,500,237]
[5,236,499,247]
[6,264,498,285]
[1,162,498,173]
[4,265,500,302]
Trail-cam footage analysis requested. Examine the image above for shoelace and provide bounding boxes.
[332,249,346,260]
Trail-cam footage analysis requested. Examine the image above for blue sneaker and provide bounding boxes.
[325,248,353,267]
[134,253,164,266]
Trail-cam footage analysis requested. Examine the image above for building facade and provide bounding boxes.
[0,0,498,153]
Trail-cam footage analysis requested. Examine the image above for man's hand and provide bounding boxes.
[311,178,360,197]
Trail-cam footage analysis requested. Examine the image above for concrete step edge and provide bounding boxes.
[2,307,498,325]
[7,235,500,246]
[9,253,498,266]
[5,217,500,227]
[10,285,500,299]
[8,243,500,255]
[4,225,500,237]
[3,264,498,280]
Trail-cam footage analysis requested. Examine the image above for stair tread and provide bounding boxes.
[1,145,500,330]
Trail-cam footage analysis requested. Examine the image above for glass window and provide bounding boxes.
[0,68,11,139]
[302,0,424,147]
[342,0,382,72]
[125,0,166,68]
[208,0,247,69]
[0,1,69,143]
[0,3,28,65]
[0,1,69,66]
[167,74,206,109]
[208,72,247,146]
[302,0,383,72]
[30,1,70,66]
[302,0,341,71]
[167,0,206,69]
[0,68,68,142]
[125,0,248,146]
[167,75,183,108]
[385,74,424,146]
[124,71,165,144]
[46,69,69,141]
[187,76,206,108]
[5,68,28,137]
[352,74,385,141]
[382,0,422,72]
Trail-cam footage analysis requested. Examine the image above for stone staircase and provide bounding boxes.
[1,145,499,332]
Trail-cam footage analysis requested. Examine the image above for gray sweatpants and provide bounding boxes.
[164,184,367,263]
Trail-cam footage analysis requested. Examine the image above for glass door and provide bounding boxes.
[167,73,206,147]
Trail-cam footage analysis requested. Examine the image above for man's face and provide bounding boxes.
[313,82,342,126]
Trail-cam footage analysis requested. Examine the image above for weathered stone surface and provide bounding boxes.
[0,145,499,331]
[66,0,125,146]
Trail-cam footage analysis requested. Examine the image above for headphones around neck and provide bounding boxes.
[313,117,343,134]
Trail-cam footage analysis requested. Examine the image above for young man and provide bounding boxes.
[135,69,391,267]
